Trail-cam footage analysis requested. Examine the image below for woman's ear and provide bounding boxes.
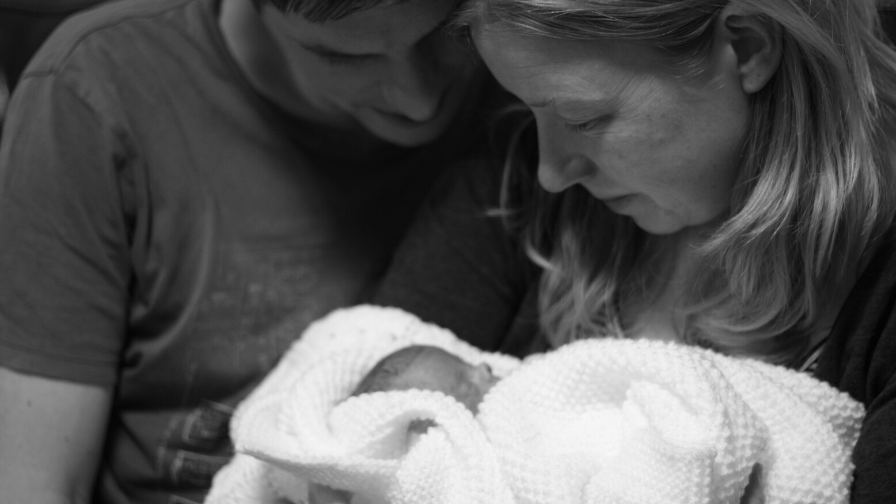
[717,8,782,94]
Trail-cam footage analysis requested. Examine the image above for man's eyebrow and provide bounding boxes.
[298,12,455,59]
[299,42,376,59]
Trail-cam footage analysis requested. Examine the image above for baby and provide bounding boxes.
[351,345,500,414]
[305,345,502,504]
[208,306,863,504]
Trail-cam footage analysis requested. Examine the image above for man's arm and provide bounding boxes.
[372,159,541,356]
[0,366,112,504]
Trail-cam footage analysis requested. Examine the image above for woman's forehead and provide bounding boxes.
[476,28,667,80]
[474,28,671,110]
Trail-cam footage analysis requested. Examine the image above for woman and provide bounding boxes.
[459,0,896,358]
[375,0,896,501]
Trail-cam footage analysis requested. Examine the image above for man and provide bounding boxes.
[0,0,490,501]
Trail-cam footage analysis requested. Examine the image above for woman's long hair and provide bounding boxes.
[458,0,896,364]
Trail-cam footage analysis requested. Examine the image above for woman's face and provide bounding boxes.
[475,28,751,235]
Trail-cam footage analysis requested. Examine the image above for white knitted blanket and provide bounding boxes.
[205,305,865,504]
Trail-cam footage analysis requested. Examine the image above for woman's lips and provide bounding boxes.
[601,194,636,211]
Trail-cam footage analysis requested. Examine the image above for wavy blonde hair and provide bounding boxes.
[457,0,896,364]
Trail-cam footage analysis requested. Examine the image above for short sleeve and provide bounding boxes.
[0,73,132,385]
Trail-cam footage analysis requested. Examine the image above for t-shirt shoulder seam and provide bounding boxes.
[15,70,133,156]
[19,0,196,80]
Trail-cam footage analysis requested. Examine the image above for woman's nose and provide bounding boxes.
[536,126,596,193]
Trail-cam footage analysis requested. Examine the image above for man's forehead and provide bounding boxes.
[264,0,459,53]
[265,0,407,24]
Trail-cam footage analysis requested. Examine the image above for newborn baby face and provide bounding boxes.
[395,347,499,414]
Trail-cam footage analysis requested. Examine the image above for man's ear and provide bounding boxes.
[717,9,782,94]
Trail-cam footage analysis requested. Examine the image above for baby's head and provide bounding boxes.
[353,345,499,413]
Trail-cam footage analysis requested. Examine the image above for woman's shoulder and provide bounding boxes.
[816,227,896,400]
[815,228,896,502]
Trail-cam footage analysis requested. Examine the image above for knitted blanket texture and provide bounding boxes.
[205,305,865,504]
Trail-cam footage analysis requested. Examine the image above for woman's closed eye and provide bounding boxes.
[563,115,611,134]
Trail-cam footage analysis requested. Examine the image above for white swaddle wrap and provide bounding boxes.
[206,305,864,504]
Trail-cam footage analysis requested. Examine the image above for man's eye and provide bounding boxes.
[322,55,359,66]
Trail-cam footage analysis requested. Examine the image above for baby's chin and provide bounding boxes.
[408,418,437,434]
[405,419,437,450]
[459,390,489,415]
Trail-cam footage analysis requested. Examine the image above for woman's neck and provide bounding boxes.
[620,229,706,342]
[621,226,862,353]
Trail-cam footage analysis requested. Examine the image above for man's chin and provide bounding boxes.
[357,113,455,147]
[371,125,447,147]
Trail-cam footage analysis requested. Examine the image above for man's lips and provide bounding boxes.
[372,109,432,127]
[366,84,453,126]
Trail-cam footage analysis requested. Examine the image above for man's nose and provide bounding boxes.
[536,123,596,193]
[382,53,444,122]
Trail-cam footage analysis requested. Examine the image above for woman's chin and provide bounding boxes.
[629,215,685,236]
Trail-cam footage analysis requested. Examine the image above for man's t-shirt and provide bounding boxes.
[373,158,544,358]
[0,0,488,501]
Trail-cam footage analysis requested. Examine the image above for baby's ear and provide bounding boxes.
[717,8,782,94]
[473,362,493,375]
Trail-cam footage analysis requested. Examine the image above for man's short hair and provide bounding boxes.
[253,0,408,23]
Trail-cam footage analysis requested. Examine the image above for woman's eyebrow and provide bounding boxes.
[528,97,615,115]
